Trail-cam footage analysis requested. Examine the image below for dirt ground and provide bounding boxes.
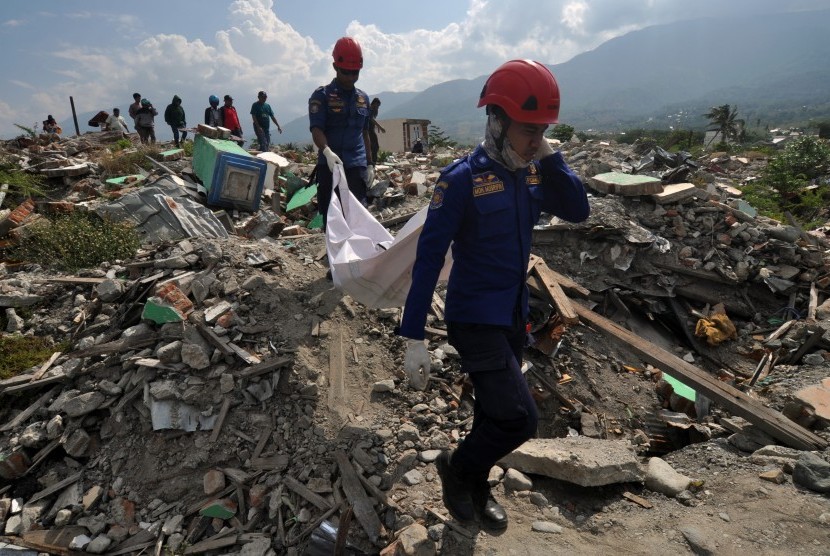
[4,139,830,556]
[248,231,830,555]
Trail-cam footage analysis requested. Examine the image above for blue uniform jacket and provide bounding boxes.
[399,145,590,340]
[308,79,370,169]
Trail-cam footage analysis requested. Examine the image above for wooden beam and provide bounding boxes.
[572,302,826,450]
[334,451,383,545]
[528,254,590,298]
[531,258,579,324]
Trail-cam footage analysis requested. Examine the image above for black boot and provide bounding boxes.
[436,450,476,523]
[472,471,508,530]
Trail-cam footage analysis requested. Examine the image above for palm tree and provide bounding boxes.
[705,104,745,146]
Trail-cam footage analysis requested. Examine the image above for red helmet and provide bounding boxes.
[332,37,363,70]
[478,60,560,124]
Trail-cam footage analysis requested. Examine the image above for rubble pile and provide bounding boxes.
[2,130,830,555]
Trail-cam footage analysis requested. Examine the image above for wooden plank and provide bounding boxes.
[809,282,818,321]
[250,455,289,472]
[209,397,232,443]
[572,302,826,450]
[531,259,579,324]
[0,387,59,431]
[29,351,62,382]
[328,328,347,413]
[19,526,89,556]
[196,323,234,355]
[40,277,107,285]
[28,471,83,504]
[252,425,273,459]
[334,450,383,545]
[227,342,261,365]
[622,491,653,509]
[283,475,332,511]
[184,535,239,554]
[238,356,293,379]
[65,334,158,358]
[528,254,590,297]
[2,374,67,395]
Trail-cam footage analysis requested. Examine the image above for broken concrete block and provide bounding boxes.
[792,378,830,425]
[63,391,106,417]
[589,172,663,196]
[504,468,533,491]
[69,534,91,551]
[0,199,36,237]
[181,343,210,370]
[759,469,786,484]
[203,469,226,495]
[650,183,706,205]
[63,428,91,457]
[645,457,692,496]
[0,448,32,480]
[156,340,183,364]
[83,485,104,511]
[159,148,184,161]
[96,279,125,302]
[5,307,25,332]
[86,535,113,554]
[498,437,643,487]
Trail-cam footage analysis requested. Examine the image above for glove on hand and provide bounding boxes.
[535,137,556,161]
[322,146,343,173]
[366,165,375,187]
[404,339,431,391]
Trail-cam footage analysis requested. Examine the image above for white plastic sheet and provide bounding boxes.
[325,166,451,308]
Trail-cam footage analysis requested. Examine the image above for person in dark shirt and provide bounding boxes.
[308,36,373,227]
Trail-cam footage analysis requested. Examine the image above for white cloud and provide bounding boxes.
[3,19,24,27]
[2,0,828,139]
[10,80,35,90]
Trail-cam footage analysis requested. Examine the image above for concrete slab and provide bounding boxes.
[651,183,708,205]
[589,172,663,196]
[499,437,644,487]
[795,377,830,422]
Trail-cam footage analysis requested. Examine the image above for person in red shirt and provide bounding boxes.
[220,95,244,146]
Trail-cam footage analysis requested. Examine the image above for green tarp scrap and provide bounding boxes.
[308,212,323,229]
[141,298,185,324]
[105,174,146,186]
[663,373,696,402]
[286,183,318,212]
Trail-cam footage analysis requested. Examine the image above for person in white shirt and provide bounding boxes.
[105,108,129,133]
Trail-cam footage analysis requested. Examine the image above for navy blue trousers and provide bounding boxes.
[316,164,368,227]
[447,319,539,474]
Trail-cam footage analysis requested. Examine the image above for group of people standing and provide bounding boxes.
[111,91,279,149]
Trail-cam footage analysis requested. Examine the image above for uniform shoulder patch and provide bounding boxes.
[430,181,449,210]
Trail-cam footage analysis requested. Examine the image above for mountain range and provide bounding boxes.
[278,9,830,145]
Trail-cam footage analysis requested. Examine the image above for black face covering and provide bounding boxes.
[481,112,531,172]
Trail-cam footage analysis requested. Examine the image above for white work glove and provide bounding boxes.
[535,138,556,161]
[322,146,342,173]
[366,165,375,187]
[404,339,431,391]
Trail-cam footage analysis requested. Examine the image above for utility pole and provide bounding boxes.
[69,96,80,136]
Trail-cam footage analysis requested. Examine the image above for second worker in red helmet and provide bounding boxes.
[308,37,374,228]
[397,60,590,531]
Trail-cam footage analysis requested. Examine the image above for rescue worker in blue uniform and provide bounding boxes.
[398,60,590,530]
[309,36,374,228]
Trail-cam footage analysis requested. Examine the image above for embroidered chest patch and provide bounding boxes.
[430,181,449,209]
[526,164,540,185]
[472,173,504,197]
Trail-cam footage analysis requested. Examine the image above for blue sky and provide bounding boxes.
[0,0,826,138]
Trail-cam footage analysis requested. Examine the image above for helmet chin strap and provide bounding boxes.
[483,112,530,172]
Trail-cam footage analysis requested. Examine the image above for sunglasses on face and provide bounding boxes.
[338,67,360,76]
